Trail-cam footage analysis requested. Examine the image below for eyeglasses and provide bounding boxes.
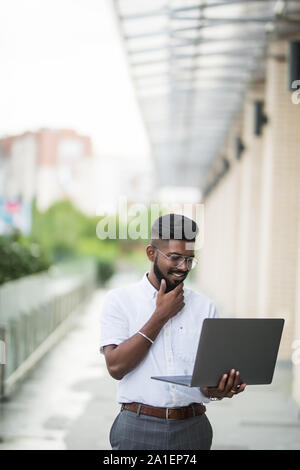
[152,246,198,270]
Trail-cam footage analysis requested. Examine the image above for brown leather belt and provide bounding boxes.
[121,402,206,420]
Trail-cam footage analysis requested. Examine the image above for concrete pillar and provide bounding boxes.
[293,218,300,408]
[234,84,265,318]
[257,41,300,359]
[198,118,243,316]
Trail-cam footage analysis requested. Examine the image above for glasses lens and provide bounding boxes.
[169,255,184,265]
[170,256,198,269]
[190,258,198,269]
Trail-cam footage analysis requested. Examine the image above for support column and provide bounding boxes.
[257,41,300,359]
[293,217,300,408]
[198,117,243,316]
[235,84,265,317]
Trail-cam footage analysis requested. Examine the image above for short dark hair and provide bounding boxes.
[150,213,198,243]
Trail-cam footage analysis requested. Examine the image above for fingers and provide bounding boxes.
[204,371,247,400]
[169,281,184,306]
[235,382,247,395]
[223,369,236,395]
[230,370,246,394]
[232,370,240,390]
[225,370,247,397]
[175,285,184,311]
[158,279,166,295]
[201,373,228,398]
[174,295,185,312]
[174,281,184,295]
[157,279,184,298]
[158,279,183,296]
[217,373,228,392]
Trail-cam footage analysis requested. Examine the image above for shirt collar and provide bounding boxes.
[141,271,158,299]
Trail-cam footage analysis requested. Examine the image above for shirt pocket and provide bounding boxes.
[176,324,200,364]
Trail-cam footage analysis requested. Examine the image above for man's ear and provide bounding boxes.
[146,244,156,262]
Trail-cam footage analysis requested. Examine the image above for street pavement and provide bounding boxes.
[0,288,300,450]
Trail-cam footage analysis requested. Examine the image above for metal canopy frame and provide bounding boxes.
[113,0,300,193]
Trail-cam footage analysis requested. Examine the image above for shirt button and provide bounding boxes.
[168,357,172,362]
[165,331,169,336]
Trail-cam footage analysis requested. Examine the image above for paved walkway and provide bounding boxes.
[0,288,300,450]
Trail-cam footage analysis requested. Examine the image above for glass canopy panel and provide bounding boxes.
[114,0,300,190]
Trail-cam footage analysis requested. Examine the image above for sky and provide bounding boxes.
[0,0,151,160]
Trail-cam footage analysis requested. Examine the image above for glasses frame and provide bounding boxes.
[152,245,198,270]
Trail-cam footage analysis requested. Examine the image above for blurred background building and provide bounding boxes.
[0,129,94,234]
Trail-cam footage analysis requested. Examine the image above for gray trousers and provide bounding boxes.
[109,406,213,450]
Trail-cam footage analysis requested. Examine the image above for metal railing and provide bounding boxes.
[0,259,97,400]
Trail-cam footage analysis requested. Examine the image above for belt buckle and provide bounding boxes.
[166,407,178,420]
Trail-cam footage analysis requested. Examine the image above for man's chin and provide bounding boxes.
[166,274,186,290]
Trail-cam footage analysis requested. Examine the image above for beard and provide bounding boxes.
[153,255,186,293]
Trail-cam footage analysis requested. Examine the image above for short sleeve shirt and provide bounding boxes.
[99,271,219,407]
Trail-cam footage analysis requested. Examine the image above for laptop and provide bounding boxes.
[151,318,284,387]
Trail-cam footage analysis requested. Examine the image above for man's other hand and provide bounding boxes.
[201,369,247,399]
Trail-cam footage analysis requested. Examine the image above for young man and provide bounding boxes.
[99,213,246,450]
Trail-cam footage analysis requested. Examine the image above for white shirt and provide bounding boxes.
[99,271,219,407]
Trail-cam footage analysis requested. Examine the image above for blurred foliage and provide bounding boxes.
[0,198,164,287]
[31,198,99,260]
[30,198,120,285]
[0,231,51,285]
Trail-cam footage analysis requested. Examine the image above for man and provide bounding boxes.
[99,213,246,450]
